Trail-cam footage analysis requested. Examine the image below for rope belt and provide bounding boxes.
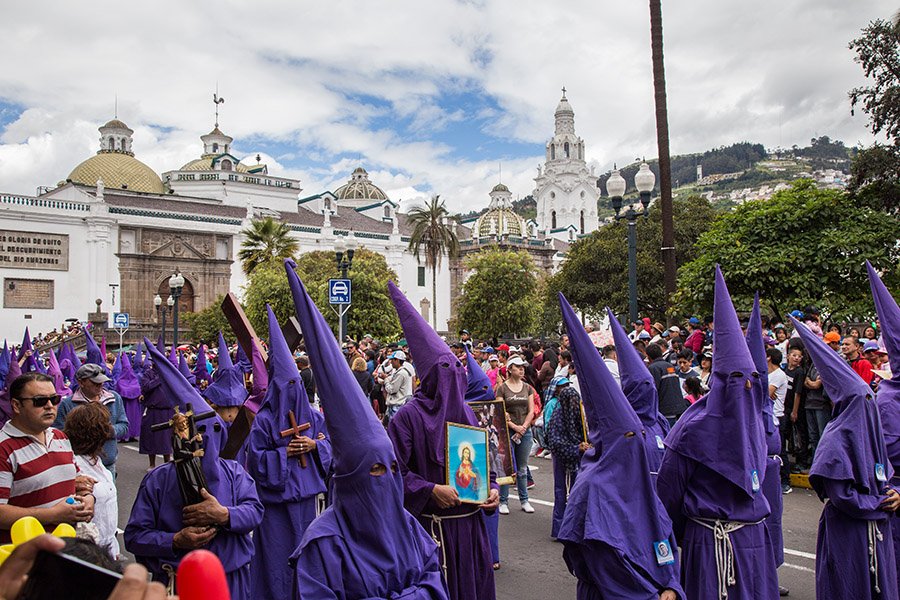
[868,520,883,594]
[690,517,764,599]
[422,508,481,580]
[162,563,177,596]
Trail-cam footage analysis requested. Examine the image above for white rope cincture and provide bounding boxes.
[868,520,883,594]
[422,508,481,581]
[690,517,764,599]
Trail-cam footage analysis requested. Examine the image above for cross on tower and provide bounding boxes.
[561,86,567,98]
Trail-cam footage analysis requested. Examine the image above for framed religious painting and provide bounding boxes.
[445,422,490,504]
[466,399,516,485]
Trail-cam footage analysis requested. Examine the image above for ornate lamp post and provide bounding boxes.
[154,293,163,340]
[333,235,357,343]
[169,272,185,348]
[607,162,655,324]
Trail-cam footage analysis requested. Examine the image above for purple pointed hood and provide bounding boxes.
[235,343,252,374]
[285,259,424,581]
[168,341,178,366]
[116,351,141,399]
[793,317,893,498]
[746,293,780,455]
[868,261,900,375]
[84,329,105,368]
[143,338,227,491]
[259,305,313,422]
[46,348,71,397]
[193,345,211,385]
[0,342,10,389]
[607,308,659,426]
[666,266,766,498]
[178,353,197,387]
[100,337,108,363]
[464,347,494,402]
[156,335,166,355]
[0,357,23,426]
[243,338,268,414]
[18,329,40,373]
[202,358,247,409]
[558,293,684,593]
[216,332,234,373]
[387,280,472,463]
[111,351,122,382]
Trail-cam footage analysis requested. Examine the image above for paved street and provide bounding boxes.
[114,441,821,599]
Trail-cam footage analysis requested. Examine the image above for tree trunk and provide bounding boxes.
[650,0,677,319]
[432,264,438,330]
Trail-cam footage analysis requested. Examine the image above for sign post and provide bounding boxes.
[328,279,352,343]
[112,312,129,353]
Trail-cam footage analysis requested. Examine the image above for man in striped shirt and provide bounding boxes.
[0,373,93,539]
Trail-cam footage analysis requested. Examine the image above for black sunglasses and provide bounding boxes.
[16,395,62,407]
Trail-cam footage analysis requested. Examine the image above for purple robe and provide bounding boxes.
[116,352,142,441]
[139,368,176,455]
[285,262,448,600]
[246,305,332,599]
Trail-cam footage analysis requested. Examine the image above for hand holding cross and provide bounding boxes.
[280,410,312,468]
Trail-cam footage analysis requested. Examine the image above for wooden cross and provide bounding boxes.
[280,410,311,468]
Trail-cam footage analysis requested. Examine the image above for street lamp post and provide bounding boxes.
[169,272,185,348]
[333,235,357,343]
[154,294,163,341]
[606,162,656,325]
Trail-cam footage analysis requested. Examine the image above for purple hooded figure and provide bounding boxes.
[0,342,10,389]
[138,348,181,462]
[215,331,234,377]
[746,293,785,573]
[243,340,268,415]
[193,344,211,389]
[168,341,178,366]
[383,280,497,600]
[792,314,899,599]
[203,353,247,420]
[46,347,71,398]
[285,260,447,599]
[869,260,900,590]
[116,351,142,441]
[84,329,105,371]
[177,352,196,387]
[17,329,40,374]
[235,343,252,374]
[246,305,332,599]
[607,307,669,476]
[124,337,264,600]
[0,357,22,428]
[557,293,684,599]
[657,266,777,600]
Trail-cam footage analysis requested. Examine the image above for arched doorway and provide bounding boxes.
[157,277,195,314]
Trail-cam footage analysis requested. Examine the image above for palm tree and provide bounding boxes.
[237,217,299,275]
[650,0,677,314]
[406,195,460,329]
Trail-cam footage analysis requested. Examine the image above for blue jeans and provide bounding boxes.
[500,429,533,504]
[806,408,831,459]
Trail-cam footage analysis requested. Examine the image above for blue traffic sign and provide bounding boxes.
[112,312,130,329]
[328,279,352,304]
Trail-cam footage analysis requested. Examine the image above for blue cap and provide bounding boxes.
[689,317,701,325]
[789,309,804,319]
[482,346,494,354]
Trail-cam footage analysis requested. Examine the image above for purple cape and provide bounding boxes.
[83,329,105,370]
[657,267,776,599]
[607,307,669,474]
[285,260,447,600]
[794,316,898,599]
[558,294,683,599]
[246,305,331,599]
[115,351,142,440]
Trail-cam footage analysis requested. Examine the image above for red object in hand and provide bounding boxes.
[177,549,231,600]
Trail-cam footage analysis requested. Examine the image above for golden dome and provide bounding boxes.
[68,153,165,194]
[179,157,250,173]
[334,167,388,201]
[475,206,525,237]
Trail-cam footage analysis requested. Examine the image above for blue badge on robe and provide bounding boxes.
[655,435,664,450]
[654,539,675,566]
[876,463,887,482]
[751,469,760,493]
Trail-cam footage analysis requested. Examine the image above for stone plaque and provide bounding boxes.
[4,279,54,309]
[0,230,69,271]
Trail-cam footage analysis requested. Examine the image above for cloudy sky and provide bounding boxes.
[0,1,888,213]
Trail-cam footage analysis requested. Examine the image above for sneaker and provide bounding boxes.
[527,480,535,490]
[781,483,792,495]
[521,501,535,513]
[779,585,790,596]
[499,503,509,515]
[542,451,552,460]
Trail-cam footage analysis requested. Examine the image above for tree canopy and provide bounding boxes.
[456,247,539,339]
[407,195,459,328]
[674,180,900,321]
[849,18,900,143]
[540,195,717,330]
[242,250,402,342]
[237,217,300,276]
[182,295,232,345]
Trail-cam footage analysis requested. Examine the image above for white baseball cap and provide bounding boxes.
[389,350,407,361]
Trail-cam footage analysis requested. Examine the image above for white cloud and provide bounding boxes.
[0,0,888,212]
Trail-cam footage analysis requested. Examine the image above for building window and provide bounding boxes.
[564,142,570,158]
[580,211,585,234]
[383,205,391,218]
[551,210,557,229]
[212,143,219,153]
[417,266,426,287]
[324,198,332,211]
[550,145,555,160]
[220,159,232,171]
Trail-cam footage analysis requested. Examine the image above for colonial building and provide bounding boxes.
[0,118,450,338]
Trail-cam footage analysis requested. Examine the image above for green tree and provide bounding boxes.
[674,180,900,321]
[407,195,459,328]
[457,247,538,339]
[541,196,717,330]
[237,217,300,276]
[849,18,900,143]
[181,295,232,345]
[242,250,402,341]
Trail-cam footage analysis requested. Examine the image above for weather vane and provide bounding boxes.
[213,86,225,128]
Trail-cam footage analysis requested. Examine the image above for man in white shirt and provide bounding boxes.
[766,347,791,494]
[601,345,620,387]
[377,351,414,423]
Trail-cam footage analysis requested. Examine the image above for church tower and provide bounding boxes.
[533,89,599,241]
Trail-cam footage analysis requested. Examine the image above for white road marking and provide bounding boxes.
[781,562,816,573]
[508,494,554,507]
[122,445,140,452]
[784,548,816,560]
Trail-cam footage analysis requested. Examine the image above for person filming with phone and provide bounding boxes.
[0,373,94,542]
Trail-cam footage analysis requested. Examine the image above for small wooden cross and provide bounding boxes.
[280,410,311,468]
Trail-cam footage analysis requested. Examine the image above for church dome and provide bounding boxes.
[179,157,250,173]
[334,167,388,202]
[68,153,165,194]
[475,205,525,237]
[491,183,510,193]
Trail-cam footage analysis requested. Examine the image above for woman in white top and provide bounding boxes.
[64,402,120,558]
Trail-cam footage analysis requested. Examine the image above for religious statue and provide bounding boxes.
[152,404,216,506]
